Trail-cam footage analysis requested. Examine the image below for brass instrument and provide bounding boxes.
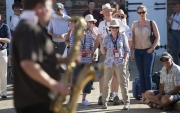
[49,16,95,113]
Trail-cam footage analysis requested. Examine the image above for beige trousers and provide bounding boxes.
[0,49,7,96]
[102,63,130,104]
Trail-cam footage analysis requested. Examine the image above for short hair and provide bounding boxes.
[24,0,46,10]
[88,0,94,4]
[12,3,23,10]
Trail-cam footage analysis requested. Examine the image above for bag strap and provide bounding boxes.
[170,13,176,27]
[150,21,154,34]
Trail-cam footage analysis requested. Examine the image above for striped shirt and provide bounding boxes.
[69,31,94,64]
[48,14,70,42]
[160,63,180,93]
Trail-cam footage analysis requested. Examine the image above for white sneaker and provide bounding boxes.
[81,100,91,106]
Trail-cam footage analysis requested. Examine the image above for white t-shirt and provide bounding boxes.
[98,18,132,40]
[169,13,180,30]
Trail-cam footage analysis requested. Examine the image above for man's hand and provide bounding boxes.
[169,17,176,21]
[0,43,2,48]
[53,34,63,39]
[52,82,71,96]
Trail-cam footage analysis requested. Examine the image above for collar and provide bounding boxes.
[162,63,175,73]
[0,22,5,28]
[20,10,38,24]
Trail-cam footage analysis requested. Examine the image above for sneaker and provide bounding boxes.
[113,96,120,105]
[108,93,114,102]
[102,102,107,109]
[1,95,7,99]
[98,96,103,105]
[81,100,91,106]
[123,104,130,110]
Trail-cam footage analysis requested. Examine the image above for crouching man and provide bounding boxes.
[145,52,180,111]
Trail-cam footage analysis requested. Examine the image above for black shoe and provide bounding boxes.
[108,93,114,102]
[113,96,120,105]
[1,95,7,99]
[98,96,103,105]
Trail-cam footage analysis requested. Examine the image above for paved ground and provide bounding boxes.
[0,56,179,113]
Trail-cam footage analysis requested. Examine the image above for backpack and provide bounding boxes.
[152,71,161,90]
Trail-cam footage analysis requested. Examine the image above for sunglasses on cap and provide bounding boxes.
[137,11,146,15]
[161,58,169,63]
[117,15,124,19]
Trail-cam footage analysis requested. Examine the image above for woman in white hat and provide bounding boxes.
[99,19,130,110]
[113,9,127,25]
[85,14,98,41]
[66,17,94,106]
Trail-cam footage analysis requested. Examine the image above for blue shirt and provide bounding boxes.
[0,23,11,49]
[102,33,129,67]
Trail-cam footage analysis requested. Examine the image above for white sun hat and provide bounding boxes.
[100,3,115,14]
[85,14,97,23]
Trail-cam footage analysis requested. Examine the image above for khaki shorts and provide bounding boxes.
[99,53,105,79]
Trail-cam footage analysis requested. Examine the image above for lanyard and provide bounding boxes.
[111,35,118,50]
[81,37,86,50]
[105,21,110,35]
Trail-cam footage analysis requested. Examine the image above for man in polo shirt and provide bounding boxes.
[145,52,180,111]
[0,14,11,99]
[48,3,70,55]
[83,0,103,27]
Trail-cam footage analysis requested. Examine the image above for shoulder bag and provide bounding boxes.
[150,21,159,50]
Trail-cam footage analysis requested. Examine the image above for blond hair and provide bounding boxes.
[137,5,147,12]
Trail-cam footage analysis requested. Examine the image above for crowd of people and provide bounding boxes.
[0,0,180,112]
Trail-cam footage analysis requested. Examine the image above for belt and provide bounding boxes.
[172,30,180,32]
[53,41,64,44]
[0,48,5,51]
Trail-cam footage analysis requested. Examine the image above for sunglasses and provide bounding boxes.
[161,58,169,63]
[111,27,119,29]
[56,8,62,11]
[117,15,124,19]
[137,11,146,15]
[14,10,20,12]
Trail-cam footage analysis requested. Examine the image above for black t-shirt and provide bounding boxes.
[12,19,61,109]
[83,10,104,27]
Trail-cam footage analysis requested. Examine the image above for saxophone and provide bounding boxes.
[49,16,95,113]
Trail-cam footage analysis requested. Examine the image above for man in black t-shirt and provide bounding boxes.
[12,0,70,113]
[83,0,103,27]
